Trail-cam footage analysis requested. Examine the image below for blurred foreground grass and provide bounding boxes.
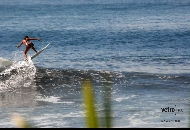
[82,79,99,128]
[82,79,112,128]
[11,113,33,128]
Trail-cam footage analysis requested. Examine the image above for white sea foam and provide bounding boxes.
[0,57,36,91]
[35,96,74,104]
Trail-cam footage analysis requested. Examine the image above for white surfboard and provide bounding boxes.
[31,43,50,60]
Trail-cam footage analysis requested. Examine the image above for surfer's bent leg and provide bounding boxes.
[24,46,30,60]
[24,47,30,57]
[31,43,37,53]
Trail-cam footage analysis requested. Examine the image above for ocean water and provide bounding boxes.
[0,0,190,128]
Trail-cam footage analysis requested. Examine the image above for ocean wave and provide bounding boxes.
[1,56,189,93]
[0,57,13,72]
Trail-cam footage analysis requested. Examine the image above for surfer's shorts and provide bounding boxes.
[29,42,34,47]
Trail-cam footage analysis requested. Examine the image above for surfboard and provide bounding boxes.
[31,43,50,60]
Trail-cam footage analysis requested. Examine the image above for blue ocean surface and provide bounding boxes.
[0,0,189,128]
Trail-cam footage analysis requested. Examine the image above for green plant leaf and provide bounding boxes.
[82,79,99,128]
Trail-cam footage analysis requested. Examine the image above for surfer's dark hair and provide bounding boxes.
[24,36,29,39]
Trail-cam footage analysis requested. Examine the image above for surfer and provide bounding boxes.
[16,36,42,60]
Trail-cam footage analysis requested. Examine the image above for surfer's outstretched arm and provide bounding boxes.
[29,38,42,41]
[16,41,23,48]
